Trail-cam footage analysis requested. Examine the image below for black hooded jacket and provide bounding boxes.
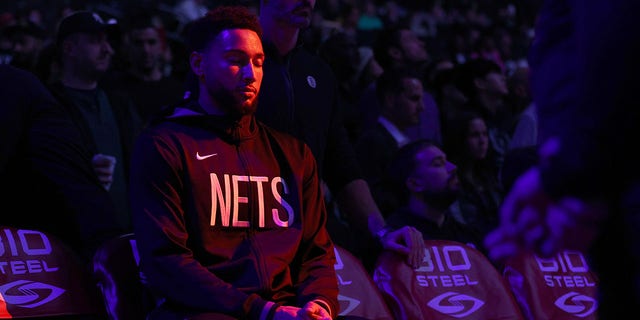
[130,101,339,318]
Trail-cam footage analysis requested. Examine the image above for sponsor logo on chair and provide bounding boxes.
[555,291,597,318]
[0,280,65,308]
[427,291,484,318]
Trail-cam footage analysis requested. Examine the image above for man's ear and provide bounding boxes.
[388,47,402,61]
[61,38,74,57]
[473,77,486,90]
[382,92,395,110]
[406,176,423,193]
[190,52,203,78]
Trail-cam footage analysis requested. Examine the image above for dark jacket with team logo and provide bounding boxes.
[129,101,339,319]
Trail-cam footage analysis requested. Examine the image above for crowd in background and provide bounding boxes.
[1,0,538,86]
[4,1,639,318]
[0,0,543,284]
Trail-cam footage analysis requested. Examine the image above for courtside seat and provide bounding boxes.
[333,246,393,320]
[92,233,154,320]
[373,239,524,320]
[502,250,599,320]
[0,226,102,319]
[93,238,393,320]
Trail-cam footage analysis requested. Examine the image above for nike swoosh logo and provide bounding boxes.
[196,152,218,160]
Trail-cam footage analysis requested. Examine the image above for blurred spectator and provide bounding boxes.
[318,31,382,143]
[379,0,408,29]
[469,29,505,72]
[422,57,455,93]
[383,139,486,253]
[445,24,473,65]
[356,46,384,96]
[444,110,504,240]
[48,10,142,234]
[4,21,47,72]
[0,64,119,261]
[355,67,424,216]
[485,1,640,317]
[356,0,383,46]
[453,57,514,174]
[104,10,186,126]
[360,25,441,145]
[256,0,424,270]
[173,0,208,25]
[336,2,360,40]
[506,65,537,149]
[431,62,468,134]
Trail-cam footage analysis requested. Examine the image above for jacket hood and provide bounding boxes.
[156,99,258,144]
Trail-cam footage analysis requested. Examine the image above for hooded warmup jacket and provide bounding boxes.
[129,101,339,319]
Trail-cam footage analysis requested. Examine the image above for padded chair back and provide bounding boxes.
[0,226,101,318]
[93,233,153,320]
[333,246,393,320]
[502,250,599,320]
[373,239,524,320]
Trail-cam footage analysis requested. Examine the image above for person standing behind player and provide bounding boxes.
[256,0,424,268]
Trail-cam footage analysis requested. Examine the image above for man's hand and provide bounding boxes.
[92,153,116,190]
[298,301,331,320]
[484,166,607,265]
[273,305,301,320]
[484,167,550,263]
[543,197,607,256]
[381,226,425,269]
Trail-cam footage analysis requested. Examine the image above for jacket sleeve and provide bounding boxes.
[293,144,340,317]
[129,130,272,319]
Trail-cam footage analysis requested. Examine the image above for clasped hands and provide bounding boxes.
[273,301,331,320]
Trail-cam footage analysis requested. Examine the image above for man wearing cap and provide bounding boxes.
[47,10,142,237]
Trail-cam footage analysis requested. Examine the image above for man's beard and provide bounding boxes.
[209,86,258,119]
[422,189,459,211]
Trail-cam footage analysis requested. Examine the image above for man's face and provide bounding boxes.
[482,71,508,96]
[390,77,424,128]
[9,33,42,69]
[127,27,164,72]
[398,29,429,65]
[263,0,316,29]
[64,32,113,75]
[466,117,489,160]
[411,145,459,208]
[195,29,264,116]
[12,34,41,55]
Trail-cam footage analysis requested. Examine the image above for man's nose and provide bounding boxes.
[446,161,456,172]
[102,41,114,54]
[242,64,258,82]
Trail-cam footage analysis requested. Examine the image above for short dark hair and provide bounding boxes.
[384,139,438,205]
[183,6,262,53]
[454,58,502,100]
[372,27,404,70]
[375,66,420,104]
[123,11,167,48]
[442,110,485,166]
